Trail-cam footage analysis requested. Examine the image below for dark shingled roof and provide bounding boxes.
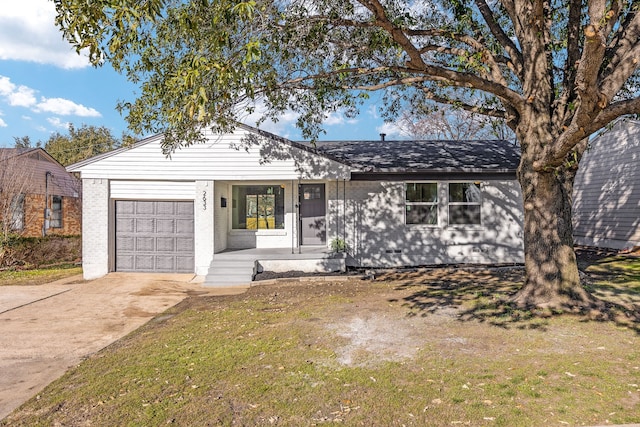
[304,139,520,180]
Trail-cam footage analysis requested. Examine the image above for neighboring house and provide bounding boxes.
[573,119,640,250]
[0,148,81,238]
[67,124,524,281]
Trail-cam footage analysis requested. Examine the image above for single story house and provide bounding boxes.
[68,124,524,282]
[573,119,640,250]
[0,148,81,237]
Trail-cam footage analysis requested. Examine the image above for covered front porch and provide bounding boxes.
[203,246,346,287]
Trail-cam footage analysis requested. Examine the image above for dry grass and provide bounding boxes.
[2,253,640,426]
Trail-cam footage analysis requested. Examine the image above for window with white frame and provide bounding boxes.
[405,182,438,225]
[232,185,285,230]
[50,195,63,228]
[448,182,482,225]
[9,193,25,231]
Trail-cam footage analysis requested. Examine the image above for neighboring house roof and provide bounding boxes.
[0,147,80,197]
[67,123,521,180]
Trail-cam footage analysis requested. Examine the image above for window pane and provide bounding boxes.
[51,195,63,228]
[406,205,438,225]
[232,185,285,229]
[10,194,24,231]
[449,205,481,225]
[406,183,437,202]
[449,183,481,203]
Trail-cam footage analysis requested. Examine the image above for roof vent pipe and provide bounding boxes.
[380,133,386,141]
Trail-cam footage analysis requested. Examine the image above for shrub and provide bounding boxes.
[0,235,81,269]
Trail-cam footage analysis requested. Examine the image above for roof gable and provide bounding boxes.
[67,125,352,181]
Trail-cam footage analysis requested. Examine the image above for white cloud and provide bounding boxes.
[367,104,380,120]
[323,112,358,127]
[0,76,14,97]
[8,86,37,108]
[0,118,6,128]
[376,121,405,139]
[239,100,299,139]
[47,117,69,129]
[0,75,101,118]
[36,97,101,117]
[0,76,37,107]
[0,0,90,69]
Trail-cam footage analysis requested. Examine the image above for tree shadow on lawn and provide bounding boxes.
[382,262,640,334]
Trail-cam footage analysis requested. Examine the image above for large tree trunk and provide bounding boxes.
[513,135,599,310]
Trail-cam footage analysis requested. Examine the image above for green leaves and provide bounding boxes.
[53,0,640,152]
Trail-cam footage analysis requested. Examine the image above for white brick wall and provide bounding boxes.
[81,178,110,279]
[195,181,215,275]
[328,179,524,267]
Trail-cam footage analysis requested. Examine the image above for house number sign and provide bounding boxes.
[202,190,207,211]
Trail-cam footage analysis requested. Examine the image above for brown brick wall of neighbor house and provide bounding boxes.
[21,194,82,237]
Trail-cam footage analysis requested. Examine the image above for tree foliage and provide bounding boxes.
[54,0,640,309]
[43,124,124,166]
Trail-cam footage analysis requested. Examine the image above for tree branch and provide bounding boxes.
[600,8,640,100]
[474,0,523,78]
[415,87,512,120]
[534,96,640,170]
[357,0,427,70]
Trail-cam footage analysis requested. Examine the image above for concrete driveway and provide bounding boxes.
[0,273,247,420]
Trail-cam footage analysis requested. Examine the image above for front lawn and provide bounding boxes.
[2,254,640,426]
[0,265,82,286]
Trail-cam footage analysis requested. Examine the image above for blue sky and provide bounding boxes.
[0,0,397,148]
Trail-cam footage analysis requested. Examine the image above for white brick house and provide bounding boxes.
[68,124,524,281]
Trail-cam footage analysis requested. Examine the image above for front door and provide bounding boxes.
[300,184,326,245]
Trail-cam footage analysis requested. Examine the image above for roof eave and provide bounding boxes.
[350,169,517,181]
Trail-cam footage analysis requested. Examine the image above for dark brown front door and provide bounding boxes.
[300,184,326,245]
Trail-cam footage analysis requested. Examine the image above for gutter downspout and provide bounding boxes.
[43,171,52,236]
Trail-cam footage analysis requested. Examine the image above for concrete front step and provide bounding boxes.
[204,257,256,287]
[203,248,346,287]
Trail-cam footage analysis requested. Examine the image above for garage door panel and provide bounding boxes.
[135,202,156,215]
[136,237,155,252]
[117,236,135,251]
[116,218,135,233]
[156,202,176,215]
[156,219,175,233]
[176,256,195,271]
[156,256,175,270]
[135,219,155,233]
[177,202,194,215]
[176,238,194,252]
[115,201,194,273]
[135,255,155,270]
[176,219,194,234]
[117,200,135,214]
[116,255,134,270]
[156,237,175,252]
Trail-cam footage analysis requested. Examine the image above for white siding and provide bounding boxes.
[71,128,351,181]
[573,120,640,249]
[327,179,524,267]
[110,181,196,200]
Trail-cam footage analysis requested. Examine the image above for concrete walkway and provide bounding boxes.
[0,273,248,420]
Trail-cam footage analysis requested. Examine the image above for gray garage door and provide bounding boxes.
[115,200,194,273]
